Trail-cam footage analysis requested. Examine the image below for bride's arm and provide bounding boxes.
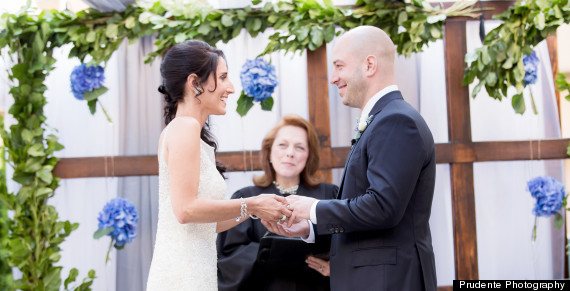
[167,119,291,224]
[216,219,243,233]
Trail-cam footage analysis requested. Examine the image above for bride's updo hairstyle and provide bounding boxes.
[159,40,227,176]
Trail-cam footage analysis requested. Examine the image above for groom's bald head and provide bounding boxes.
[336,26,396,73]
[329,26,396,108]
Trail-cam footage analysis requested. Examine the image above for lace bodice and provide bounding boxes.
[147,123,227,290]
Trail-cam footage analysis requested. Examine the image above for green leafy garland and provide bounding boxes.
[462,0,570,114]
[0,0,566,289]
[0,115,13,290]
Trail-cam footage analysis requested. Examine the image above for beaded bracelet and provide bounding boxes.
[235,198,248,222]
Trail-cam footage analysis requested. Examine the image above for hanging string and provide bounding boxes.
[249,149,254,172]
[241,117,247,172]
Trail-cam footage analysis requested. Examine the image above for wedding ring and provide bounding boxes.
[319,265,323,271]
[286,204,292,210]
[281,214,287,221]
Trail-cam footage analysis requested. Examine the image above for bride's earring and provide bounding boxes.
[194,86,202,95]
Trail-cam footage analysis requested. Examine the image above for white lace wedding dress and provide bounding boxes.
[147,124,227,290]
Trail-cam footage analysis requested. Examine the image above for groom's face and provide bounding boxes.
[330,41,367,109]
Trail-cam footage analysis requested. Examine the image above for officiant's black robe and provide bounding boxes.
[217,183,338,291]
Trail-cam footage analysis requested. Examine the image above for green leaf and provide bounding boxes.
[471,81,484,98]
[260,97,274,111]
[88,99,97,115]
[10,238,29,260]
[295,27,310,41]
[252,18,262,31]
[236,92,254,117]
[310,26,324,47]
[28,143,45,157]
[397,11,408,26]
[464,52,478,64]
[37,165,54,183]
[43,268,61,291]
[48,252,61,262]
[21,129,33,143]
[174,33,186,44]
[268,14,279,23]
[105,24,118,38]
[64,268,79,289]
[93,227,114,239]
[221,15,233,27]
[197,23,211,35]
[429,26,441,38]
[511,93,526,114]
[324,25,335,42]
[485,72,497,87]
[86,30,96,43]
[84,86,108,101]
[37,187,53,197]
[125,16,135,29]
[554,213,564,229]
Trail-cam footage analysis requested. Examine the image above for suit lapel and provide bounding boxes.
[337,91,403,200]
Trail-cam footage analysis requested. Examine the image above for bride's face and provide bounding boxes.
[270,125,309,184]
[199,57,235,115]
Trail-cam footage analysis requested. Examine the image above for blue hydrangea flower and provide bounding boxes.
[527,175,565,217]
[70,64,105,100]
[97,197,138,246]
[523,51,539,87]
[240,58,278,102]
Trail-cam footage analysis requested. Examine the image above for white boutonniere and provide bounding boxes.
[352,115,374,145]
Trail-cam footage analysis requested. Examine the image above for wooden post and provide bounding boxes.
[444,20,479,280]
[307,46,333,183]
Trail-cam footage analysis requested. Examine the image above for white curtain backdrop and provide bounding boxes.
[0,3,565,291]
[466,20,565,279]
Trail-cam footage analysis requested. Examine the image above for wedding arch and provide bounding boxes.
[0,0,569,290]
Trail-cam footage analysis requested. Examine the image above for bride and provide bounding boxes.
[146,40,292,290]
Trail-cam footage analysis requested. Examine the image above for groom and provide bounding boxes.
[263,26,437,290]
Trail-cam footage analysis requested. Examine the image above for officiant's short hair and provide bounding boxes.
[253,114,321,188]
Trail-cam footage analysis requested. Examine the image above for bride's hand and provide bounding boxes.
[247,194,292,222]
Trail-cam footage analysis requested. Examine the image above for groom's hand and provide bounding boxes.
[261,218,310,238]
[286,195,316,227]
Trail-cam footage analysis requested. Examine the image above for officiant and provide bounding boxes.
[217,115,337,291]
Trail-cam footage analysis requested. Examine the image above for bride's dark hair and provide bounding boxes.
[158,40,226,177]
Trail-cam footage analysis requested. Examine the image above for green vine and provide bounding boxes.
[0,9,95,291]
[462,0,570,114]
[0,115,13,291]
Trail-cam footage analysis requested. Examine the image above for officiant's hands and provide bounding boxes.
[306,256,330,277]
[261,217,310,238]
[285,195,316,227]
[248,194,292,222]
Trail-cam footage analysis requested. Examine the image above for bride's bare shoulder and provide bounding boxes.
[168,117,201,133]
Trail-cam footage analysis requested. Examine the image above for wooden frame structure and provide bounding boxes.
[52,1,569,289]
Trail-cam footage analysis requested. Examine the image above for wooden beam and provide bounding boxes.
[307,45,333,183]
[435,139,570,163]
[52,139,570,178]
[52,155,158,178]
[444,20,479,280]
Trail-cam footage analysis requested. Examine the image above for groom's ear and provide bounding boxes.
[364,55,378,77]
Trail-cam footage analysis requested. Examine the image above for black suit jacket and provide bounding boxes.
[316,91,437,291]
